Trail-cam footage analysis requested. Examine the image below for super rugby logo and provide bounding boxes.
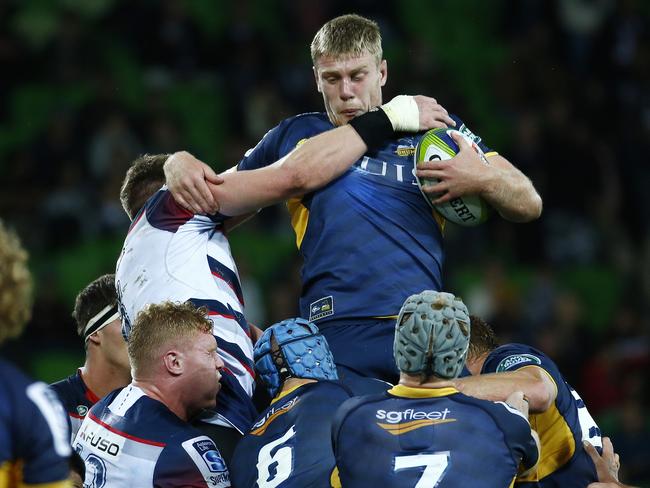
[309,296,334,321]
[375,408,455,435]
[496,354,542,372]
[251,396,301,436]
[192,440,227,474]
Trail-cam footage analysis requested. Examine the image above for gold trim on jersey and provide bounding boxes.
[484,151,499,158]
[388,384,459,398]
[287,197,309,249]
[432,208,446,233]
[271,383,305,405]
[0,460,72,487]
[330,466,342,488]
[377,418,456,435]
[515,366,572,482]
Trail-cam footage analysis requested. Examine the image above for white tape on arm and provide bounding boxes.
[381,95,419,132]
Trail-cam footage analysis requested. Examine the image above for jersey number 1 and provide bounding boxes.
[394,452,450,488]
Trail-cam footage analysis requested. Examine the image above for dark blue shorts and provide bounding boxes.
[319,319,399,384]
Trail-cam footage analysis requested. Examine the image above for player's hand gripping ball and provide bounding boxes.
[414,128,490,226]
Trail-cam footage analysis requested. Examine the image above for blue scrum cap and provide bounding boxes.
[254,317,338,398]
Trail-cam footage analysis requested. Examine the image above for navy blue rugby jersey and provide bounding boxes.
[230,380,364,488]
[482,344,601,487]
[50,369,101,442]
[74,384,231,487]
[238,112,495,327]
[331,385,538,488]
[0,358,71,487]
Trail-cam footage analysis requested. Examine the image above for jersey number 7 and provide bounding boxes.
[394,451,450,488]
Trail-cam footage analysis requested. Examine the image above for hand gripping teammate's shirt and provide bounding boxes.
[230,378,387,488]
[238,113,494,379]
[50,369,101,442]
[0,358,71,488]
[73,384,231,488]
[115,187,257,433]
[482,343,601,487]
[331,385,539,488]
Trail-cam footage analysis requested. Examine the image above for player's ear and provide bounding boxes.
[87,332,101,346]
[313,66,322,93]
[163,350,183,375]
[379,59,388,87]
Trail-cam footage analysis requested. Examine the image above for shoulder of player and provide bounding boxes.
[276,112,332,139]
[49,372,86,407]
[484,343,550,373]
[303,380,356,399]
[332,391,390,428]
[157,434,229,485]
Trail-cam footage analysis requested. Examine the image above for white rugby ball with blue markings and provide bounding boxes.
[414,128,490,227]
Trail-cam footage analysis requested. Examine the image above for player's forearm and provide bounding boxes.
[452,368,555,413]
[213,126,367,216]
[278,124,367,193]
[481,155,542,222]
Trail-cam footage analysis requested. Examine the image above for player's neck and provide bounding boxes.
[81,355,131,399]
[276,378,317,399]
[398,373,452,389]
[132,378,190,421]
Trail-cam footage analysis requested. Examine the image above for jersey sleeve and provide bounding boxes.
[14,380,72,485]
[483,343,561,391]
[488,401,540,473]
[154,435,231,488]
[237,113,331,171]
[449,114,495,155]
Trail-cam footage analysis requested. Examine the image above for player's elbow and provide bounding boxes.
[503,192,543,223]
[525,370,555,413]
[523,193,543,222]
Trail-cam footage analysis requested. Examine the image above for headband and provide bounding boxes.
[83,304,119,342]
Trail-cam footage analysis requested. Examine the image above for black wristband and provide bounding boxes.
[348,108,395,152]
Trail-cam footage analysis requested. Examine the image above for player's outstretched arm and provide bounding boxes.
[584,437,639,488]
[416,131,543,222]
[448,366,556,414]
[167,95,452,217]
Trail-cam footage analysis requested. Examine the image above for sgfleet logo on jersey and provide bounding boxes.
[496,354,541,372]
[251,396,300,436]
[375,408,456,435]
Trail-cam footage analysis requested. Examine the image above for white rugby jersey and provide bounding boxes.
[74,384,230,487]
[115,188,256,432]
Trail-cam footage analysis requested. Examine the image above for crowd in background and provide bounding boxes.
[0,0,648,484]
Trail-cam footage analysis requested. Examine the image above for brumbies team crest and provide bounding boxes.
[496,354,541,372]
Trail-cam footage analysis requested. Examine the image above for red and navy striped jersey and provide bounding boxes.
[0,358,71,487]
[74,384,230,487]
[238,112,494,328]
[331,385,538,488]
[115,187,257,433]
[50,369,101,442]
[482,344,601,487]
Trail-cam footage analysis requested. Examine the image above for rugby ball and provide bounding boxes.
[414,128,490,226]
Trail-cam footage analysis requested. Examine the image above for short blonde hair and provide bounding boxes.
[128,301,212,373]
[0,220,32,345]
[311,14,383,65]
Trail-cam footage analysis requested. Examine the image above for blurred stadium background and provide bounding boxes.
[0,0,648,483]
